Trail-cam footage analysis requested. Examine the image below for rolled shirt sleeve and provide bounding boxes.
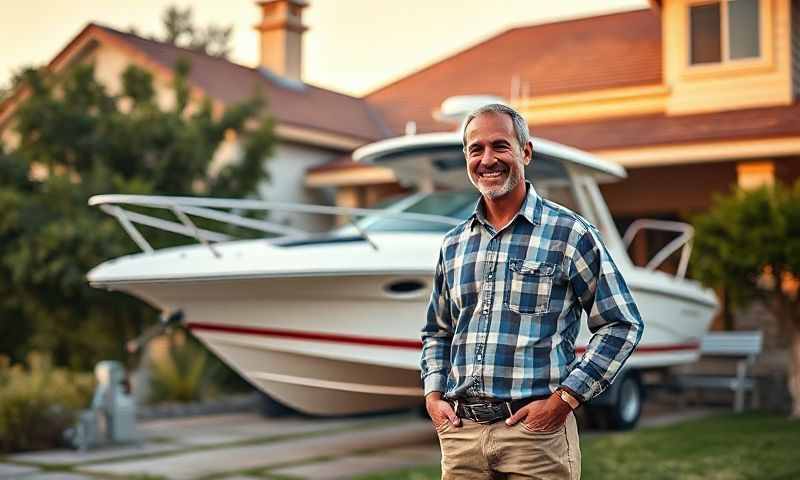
[420,248,454,396]
[560,224,644,403]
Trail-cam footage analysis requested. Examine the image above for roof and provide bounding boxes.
[2,23,389,144]
[96,25,391,143]
[534,102,800,151]
[365,9,663,135]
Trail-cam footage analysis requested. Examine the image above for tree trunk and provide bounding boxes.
[789,319,800,418]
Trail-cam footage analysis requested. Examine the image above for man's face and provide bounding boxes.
[463,112,532,199]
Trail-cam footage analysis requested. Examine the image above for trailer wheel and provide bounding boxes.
[604,371,643,430]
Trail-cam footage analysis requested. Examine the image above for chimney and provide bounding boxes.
[254,0,308,82]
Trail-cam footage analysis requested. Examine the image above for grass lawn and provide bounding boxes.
[354,412,800,480]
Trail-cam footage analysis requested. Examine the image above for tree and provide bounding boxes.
[692,182,800,417]
[0,60,274,369]
[161,5,233,58]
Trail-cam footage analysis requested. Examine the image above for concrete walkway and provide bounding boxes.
[6,412,439,480]
[3,405,721,480]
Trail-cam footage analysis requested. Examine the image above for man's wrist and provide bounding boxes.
[425,391,443,402]
[555,387,581,410]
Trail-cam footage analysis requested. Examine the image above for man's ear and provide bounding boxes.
[523,140,533,166]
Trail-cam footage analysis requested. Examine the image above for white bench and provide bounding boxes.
[676,331,763,412]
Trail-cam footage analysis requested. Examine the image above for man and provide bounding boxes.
[421,103,643,479]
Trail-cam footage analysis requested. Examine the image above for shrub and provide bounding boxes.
[146,329,252,404]
[0,353,94,452]
[148,330,215,403]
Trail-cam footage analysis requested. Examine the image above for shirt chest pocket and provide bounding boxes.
[504,259,557,315]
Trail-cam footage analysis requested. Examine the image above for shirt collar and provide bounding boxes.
[470,181,542,230]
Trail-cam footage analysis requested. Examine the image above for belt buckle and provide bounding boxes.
[465,402,499,424]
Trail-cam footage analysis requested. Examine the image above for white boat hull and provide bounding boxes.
[105,256,716,415]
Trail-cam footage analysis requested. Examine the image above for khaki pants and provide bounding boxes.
[434,412,580,480]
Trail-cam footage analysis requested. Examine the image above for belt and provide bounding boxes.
[451,396,549,424]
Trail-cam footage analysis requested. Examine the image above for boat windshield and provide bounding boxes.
[358,191,479,232]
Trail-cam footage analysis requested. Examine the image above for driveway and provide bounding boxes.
[2,402,719,480]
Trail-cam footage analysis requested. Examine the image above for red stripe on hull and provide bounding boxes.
[187,322,699,354]
[187,322,423,349]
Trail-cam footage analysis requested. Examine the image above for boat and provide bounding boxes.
[87,131,719,428]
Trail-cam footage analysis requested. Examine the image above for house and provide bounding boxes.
[0,0,393,231]
[2,0,798,295]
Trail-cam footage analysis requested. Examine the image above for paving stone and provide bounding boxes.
[79,419,437,480]
[8,442,185,466]
[25,474,95,480]
[0,463,38,478]
[137,413,368,446]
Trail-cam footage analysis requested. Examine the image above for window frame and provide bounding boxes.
[683,0,773,79]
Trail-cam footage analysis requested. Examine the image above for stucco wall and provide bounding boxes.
[89,42,181,112]
[257,142,339,233]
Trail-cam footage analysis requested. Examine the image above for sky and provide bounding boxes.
[0,0,649,97]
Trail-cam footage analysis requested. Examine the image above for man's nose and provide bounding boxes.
[480,148,497,164]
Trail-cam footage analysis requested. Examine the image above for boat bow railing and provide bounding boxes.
[89,194,462,256]
[622,219,694,279]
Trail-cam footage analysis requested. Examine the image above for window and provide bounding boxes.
[355,191,479,233]
[690,0,760,65]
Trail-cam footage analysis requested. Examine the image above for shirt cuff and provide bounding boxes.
[423,373,447,397]
[561,368,603,403]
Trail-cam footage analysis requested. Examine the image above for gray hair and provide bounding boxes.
[461,103,530,152]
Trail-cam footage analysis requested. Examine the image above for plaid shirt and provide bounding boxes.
[420,183,643,402]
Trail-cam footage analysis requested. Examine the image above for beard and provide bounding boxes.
[468,164,523,199]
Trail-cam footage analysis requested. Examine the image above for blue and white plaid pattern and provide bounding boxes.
[421,183,643,402]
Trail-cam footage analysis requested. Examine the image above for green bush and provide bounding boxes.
[146,329,253,404]
[148,330,211,403]
[0,353,94,452]
[146,329,250,403]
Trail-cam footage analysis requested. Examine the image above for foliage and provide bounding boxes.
[691,183,800,311]
[0,60,273,370]
[161,5,233,58]
[147,329,250,403]
[147,330,211,403]
[355,412,800,480]
[691,181,800,416]
[0,353,94,452]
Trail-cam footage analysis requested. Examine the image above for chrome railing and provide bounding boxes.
[622,219,694,279]
[89,194,461,256]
